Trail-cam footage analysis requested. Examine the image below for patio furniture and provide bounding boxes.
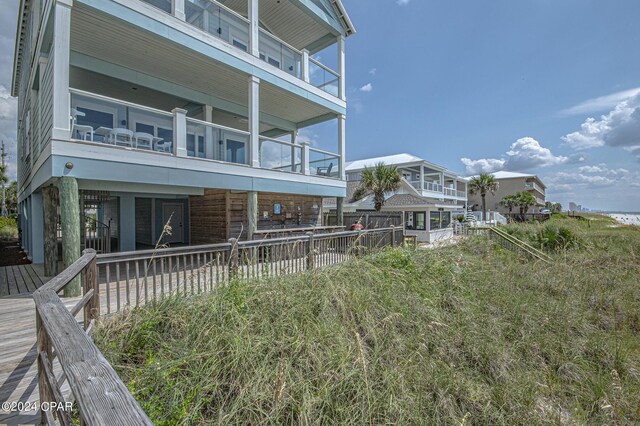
[154,141,173,153]
[316,162,333,176]
[107,128,134,147]
[70,108,94,141]
[94,126,113,144]
[133,132,154,150]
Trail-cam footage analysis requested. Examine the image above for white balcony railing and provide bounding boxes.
[69,89,341,178]
[525,181,544,193]
[139,0,341,97]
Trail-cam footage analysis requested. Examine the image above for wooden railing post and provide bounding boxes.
[36,308,52,425]
[391,226,396,247]
[306,232,315,270]
[228,238,239,279]
[82,249,99,330]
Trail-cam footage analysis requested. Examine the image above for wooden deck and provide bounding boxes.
[0,265,52,425]
[0,265,47,297]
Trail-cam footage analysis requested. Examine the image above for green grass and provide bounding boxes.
[94,216,640,425]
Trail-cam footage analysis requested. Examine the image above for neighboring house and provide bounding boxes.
[326,153,468,243]
[467,171,546,215]
[12,0,355,265]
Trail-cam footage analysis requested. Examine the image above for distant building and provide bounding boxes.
[326,153,467,243]
[467,171,546,214]
[569,202,578,211]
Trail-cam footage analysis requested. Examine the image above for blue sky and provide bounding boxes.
[337,0,640,211]
[1,0,639,210]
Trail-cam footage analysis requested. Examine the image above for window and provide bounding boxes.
[405,211,426,231]
[430,211,451,230]
[415,212,426,230]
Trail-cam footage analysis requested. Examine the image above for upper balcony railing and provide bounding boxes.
[138,0,342,97]
[525,181,544,193]
[407,179,466,199]
[69,88,341,179]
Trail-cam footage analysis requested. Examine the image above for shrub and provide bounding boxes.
[0,216,18,240]
[533,224,582,251]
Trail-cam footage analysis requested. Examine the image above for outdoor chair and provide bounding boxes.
[134,132,154,150]
[107,128,134,147]
[70,108,94,141]
[316,162,334,176]
[154,141,173,153]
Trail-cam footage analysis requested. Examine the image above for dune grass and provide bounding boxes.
[94,215,640,425]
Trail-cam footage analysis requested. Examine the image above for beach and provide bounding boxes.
[608,213,640,226]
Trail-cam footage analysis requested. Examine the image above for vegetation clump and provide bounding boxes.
[95,216,640,425]
[502,220,584,252]
[0,216,18,240]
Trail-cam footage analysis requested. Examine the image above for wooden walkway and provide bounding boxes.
[0,265,47,297]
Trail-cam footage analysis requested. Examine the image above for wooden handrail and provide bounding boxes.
[33,249,152,425]
[471,226,552,263]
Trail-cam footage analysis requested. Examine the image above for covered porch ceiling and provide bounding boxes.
[69,4,337,130]
[220,0,343,52]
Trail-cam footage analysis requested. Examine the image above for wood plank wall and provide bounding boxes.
[190,190,323,243]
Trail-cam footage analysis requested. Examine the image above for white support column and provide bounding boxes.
[291,130,298,172]
[248,0,259,57]
[172,108,188,157]
[337,114,346,180]
[51,2,72,140]
[172,0,185,20]
[419,165,425,191]
[203,105,214,160]
[337,35,346,100]
[300,142,310,175]
[301,49,310,83]
[247,191,258,241]
[248,76,260,167]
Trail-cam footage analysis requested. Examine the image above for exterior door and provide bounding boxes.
[162,203,184,244]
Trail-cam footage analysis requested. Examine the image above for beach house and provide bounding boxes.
[467,171,546,215]
[12,0,355,269]
[326,153,468,242]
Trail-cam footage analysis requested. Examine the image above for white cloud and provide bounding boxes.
[545,164,639,190]
[359,83,373,92]
[461,137,577,175]
[396,0,410,5]
[460,158,505,175]
[369,68,377,76]
[562,93,640,158]
[560,87,640,115]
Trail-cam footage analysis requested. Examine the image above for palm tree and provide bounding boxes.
[352,162,401,211]
[468,173,497,221]
[500,194,518,214]
[516,191,537,220]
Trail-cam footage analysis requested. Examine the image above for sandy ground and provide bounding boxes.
[608,214,640,226]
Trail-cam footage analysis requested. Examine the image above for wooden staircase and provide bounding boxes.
[470,226,553,263]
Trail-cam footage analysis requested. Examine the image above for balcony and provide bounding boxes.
[69,88,341,179]
[525,181,544,194]
[407,180,467,199]
[136,0,343,97]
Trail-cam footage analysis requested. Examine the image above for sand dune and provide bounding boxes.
[608,214,640,226]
